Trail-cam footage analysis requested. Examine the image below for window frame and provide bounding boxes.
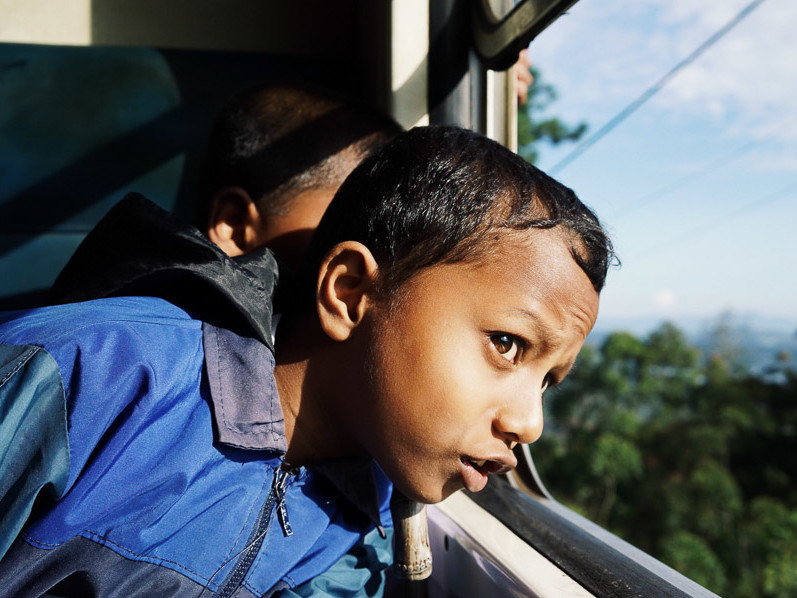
[464,473,722,598]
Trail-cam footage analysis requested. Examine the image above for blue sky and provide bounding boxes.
[526,0,797,331]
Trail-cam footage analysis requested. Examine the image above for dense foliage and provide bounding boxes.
[533,322,797,597]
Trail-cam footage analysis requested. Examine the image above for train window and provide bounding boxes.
[508,1,797,597]
[423,2,729,596]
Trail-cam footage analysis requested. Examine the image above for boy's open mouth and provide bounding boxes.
[459,456,513,493]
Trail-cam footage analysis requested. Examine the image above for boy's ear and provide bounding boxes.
[206,187,263,257]
[317,242,379,341]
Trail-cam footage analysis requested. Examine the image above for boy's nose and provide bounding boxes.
[493,387,544,446]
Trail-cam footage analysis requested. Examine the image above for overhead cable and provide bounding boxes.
[549,0,770,176]
[618,116,797,216]
[642,180,797,257]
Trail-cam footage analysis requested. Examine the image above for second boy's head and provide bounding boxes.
[198,83,402,270]
[277,126,613,504]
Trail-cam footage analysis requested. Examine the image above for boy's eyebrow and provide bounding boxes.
[510,308,582,381]
[510,308,565,353]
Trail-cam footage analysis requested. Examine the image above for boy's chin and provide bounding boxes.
[395,477,464,505]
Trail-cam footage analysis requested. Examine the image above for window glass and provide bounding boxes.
[518,2,797,597]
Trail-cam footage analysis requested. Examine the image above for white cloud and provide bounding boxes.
[659,0,797,123]
[530,0,797,141]
[748,148,797,173]
[650,0,757,30]
[652,289,678,309]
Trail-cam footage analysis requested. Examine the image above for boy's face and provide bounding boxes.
[352,229,600,503]
[256,186,337,271]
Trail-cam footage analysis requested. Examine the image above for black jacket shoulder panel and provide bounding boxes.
[49,193,278,351]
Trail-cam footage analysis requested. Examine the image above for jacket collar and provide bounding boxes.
[50,193,279,352]
[52,194,389,529]
[202,323,388,530]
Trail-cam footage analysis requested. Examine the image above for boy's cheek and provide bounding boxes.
[375,372,487,448]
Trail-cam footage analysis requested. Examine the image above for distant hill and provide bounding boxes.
[588,313,797,375]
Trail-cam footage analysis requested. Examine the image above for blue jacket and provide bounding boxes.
[0,196,393,597]
[0,298,393,597]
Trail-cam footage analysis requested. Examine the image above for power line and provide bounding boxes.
[642,180,797,257]
[619,140,758,216]
[549,0,770,176]
[617,116,797,217]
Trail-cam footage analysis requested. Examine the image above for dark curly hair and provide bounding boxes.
[196,82,402,227]
[298,125,614,307]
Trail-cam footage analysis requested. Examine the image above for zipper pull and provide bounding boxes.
[273,467,293,537]
[277,499,292,537]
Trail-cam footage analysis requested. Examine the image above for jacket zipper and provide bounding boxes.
[217,466,295,597]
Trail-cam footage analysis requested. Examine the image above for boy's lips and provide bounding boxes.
[458,454,516,493]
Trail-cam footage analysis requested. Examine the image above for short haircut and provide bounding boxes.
[196,83,403,227]
[299,126,614,306]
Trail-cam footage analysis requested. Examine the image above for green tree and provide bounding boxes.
[701,311,755,378]
[517,66,587,164]
[533,321,797,598]
[659,531,727,593]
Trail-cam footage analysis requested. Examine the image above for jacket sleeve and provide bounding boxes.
[0,344,70,561]
[277,526,394,598]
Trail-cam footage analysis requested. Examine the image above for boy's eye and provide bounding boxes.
[490,334,520,362]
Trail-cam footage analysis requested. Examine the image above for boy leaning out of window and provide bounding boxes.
[0,125,612,597]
